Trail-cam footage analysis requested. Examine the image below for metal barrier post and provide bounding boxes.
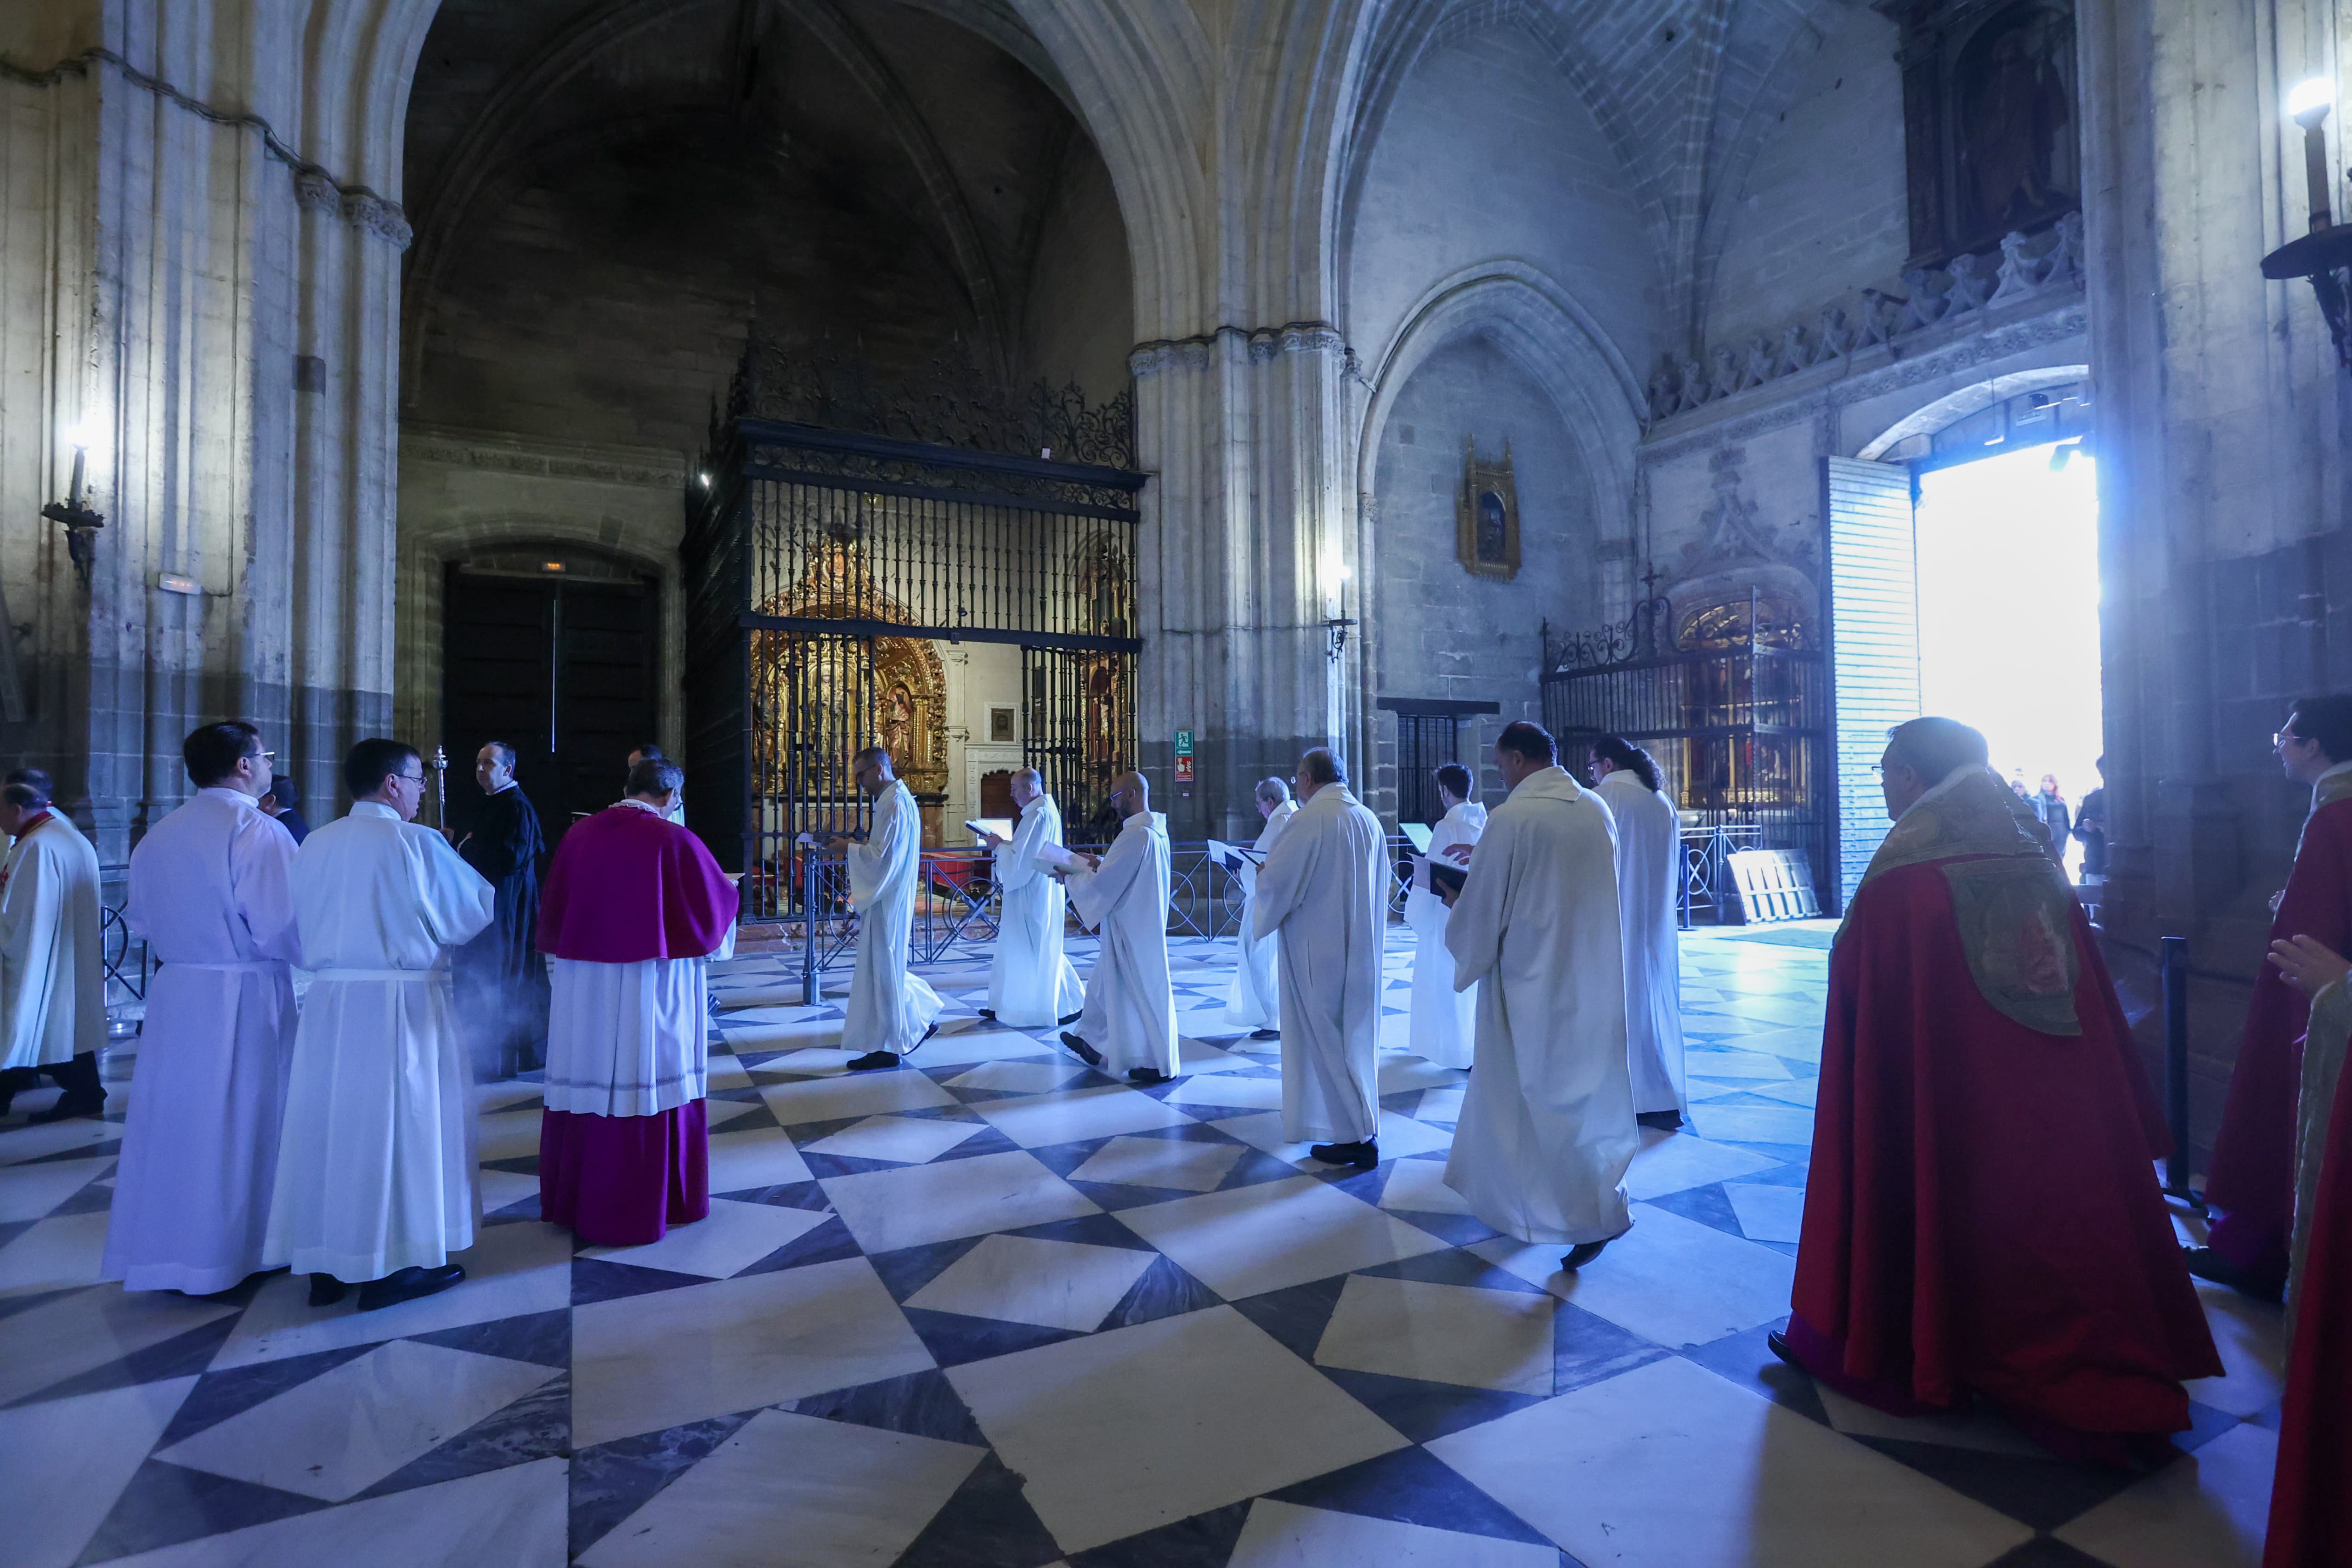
[2160,935,2202,1206]
[802,848,821,1008]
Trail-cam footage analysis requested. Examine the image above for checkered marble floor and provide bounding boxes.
[0,925,2284,1567]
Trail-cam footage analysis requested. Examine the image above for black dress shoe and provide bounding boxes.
[847,1051,899,1072]
[2182,1245,2284,1302]
[1765,1329,1802,1369]
[905,1023,940,1058]
[358,1264,465,1313]
[1250,1028,1280,1041]
[1561,1236,1617,1270]
[27,1096,105,1124]
[1128,1068,1170,1085]
[1059,1032,1105,1068]
[308,1273,349,1308]
[1057,1011,1085,1027]
[976,1009,996,1021]
[1635,1109,1684,1132]
[1310,1139,1378,1169]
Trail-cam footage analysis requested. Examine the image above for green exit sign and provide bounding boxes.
[1174,730,1194,756]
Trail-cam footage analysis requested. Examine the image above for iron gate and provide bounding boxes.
[684,359,1145,921]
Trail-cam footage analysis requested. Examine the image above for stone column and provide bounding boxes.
[1131,322,1361,841]
[0,14,407,862]
[2079,0,2352,1158]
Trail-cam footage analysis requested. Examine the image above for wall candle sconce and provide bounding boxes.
[2262,78,2352,371]
[1323,560,1356,662]
[40,419,106,589]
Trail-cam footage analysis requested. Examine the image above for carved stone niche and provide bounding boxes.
[1456,437,1521,582]
[1876,0,2080,272]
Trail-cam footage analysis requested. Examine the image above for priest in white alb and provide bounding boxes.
[266,739,496,1313]
[104,723,302,1294]
[1405,762,1485,1071]
[978,768,1084,1029]
[1059,770,1179,1082]
[537,756,740,1245]
[1591,736,1689,1128]
[1253,747,1387,1167]
[1444,720,1639,1270]
[0,769,107,1122]
[1223,776,1295,1039]
[829,747,944,1072]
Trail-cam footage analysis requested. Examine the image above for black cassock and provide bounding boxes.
[456,785,553,1078]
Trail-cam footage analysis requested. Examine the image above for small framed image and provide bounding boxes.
[988,705,1017,743]
[1456,436,1521,581]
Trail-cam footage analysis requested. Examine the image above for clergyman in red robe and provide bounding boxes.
[535,756,740,1246]
[2260,932,2352,1568]
[2190,696,2352,1301]
[1774,717,2221,1467]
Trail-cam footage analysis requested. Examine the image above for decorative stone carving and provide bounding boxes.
[1815,306,1854,360]
[1775,325,1811,378]
[1945,251,1995,313]
[1646,226,2087,419]
[294,172,339,217]
[1126,321,1350,376]
[342,193,413,250]
[1900,268,1950,332]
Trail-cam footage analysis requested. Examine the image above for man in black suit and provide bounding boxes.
[260,776,310,844]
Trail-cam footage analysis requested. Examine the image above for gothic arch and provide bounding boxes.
[1854,365,2092,459]
[1356,261,1645,541]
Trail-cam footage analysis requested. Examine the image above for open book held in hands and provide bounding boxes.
[1427,859,1468,903]
[1204,839,1264,872]
[1033,842,1090,875]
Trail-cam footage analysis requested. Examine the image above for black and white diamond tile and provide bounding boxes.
[0,924,2280,1567]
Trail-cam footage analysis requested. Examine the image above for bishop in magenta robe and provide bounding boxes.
[1779,723,2220,1467]
[536,758,739,1246]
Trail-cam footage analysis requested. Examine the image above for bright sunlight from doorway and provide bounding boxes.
[1914,439,2103,865]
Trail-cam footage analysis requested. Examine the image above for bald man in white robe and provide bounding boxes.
[0,771,106,1122]
[1224,778,1295,1038]
[1445,721,1638,1270]
[1253,747,1388,1167]
[1060,772,1179,1082]
[980,769,1084,1030]
[831,748,944,1072]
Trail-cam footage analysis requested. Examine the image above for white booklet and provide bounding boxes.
[1033,842,1091,874]
[964,817,1014,844]
[1204,838,1263,871]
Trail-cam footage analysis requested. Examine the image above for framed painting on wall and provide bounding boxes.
[1456,437,1521,581]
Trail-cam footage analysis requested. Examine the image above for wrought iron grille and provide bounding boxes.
[1543,589,1830,917]
[684,411,1146,920]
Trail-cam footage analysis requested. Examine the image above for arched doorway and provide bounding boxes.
[1826,373,2097,902]
[441,545,659,845]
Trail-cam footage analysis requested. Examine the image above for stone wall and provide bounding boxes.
[1367,339,1600,808]
[2079,0,2352,1168]
[1701,6,1910,352]
[0,10,405,858]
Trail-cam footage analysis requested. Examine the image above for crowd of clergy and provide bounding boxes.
[5,695,2352,1560]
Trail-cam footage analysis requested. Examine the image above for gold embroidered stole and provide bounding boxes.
[1843,767,2083,1036]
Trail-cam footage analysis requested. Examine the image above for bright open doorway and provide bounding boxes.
[1913,438,2102,872]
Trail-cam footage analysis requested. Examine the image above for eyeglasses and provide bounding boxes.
[2276,731,2310,749]
[392,771,426,786]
